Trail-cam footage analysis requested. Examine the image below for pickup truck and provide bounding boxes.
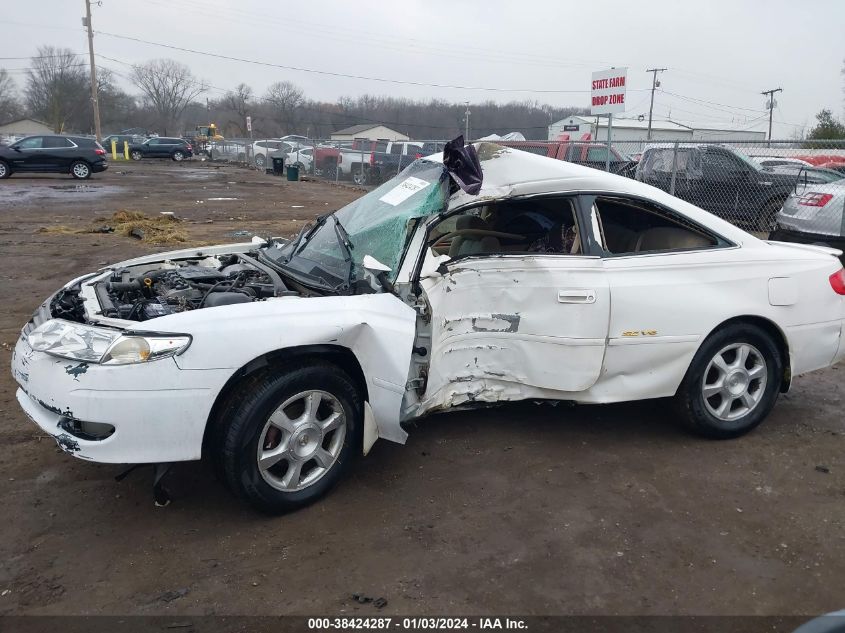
[496,140,635,176]
[337,141,446,185]
[635,144,800,230]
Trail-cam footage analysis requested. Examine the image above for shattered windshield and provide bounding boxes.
[264,160,449,289]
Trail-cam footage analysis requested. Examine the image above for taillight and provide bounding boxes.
[798,192,834,207]
[94,148,106,156]
[186,144,192,151]
[414,153,422,159]
[369,152,375,166]
[830,269,845,295]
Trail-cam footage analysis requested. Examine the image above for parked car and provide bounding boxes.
[337,139,390,184]
[285,147,312,172]
[102,134,145,152]
[129,137,193,162]
[751,156,814,168]
[767,164,844,185]
[771,176,845,257]
[0,134,108,180]
[252,140,302,168]
[636,144,799,230]
[497,140,635,176]
[12,143,845,512]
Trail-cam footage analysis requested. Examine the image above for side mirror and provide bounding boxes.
[12,146,21,152]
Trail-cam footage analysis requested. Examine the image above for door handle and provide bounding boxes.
[558,289,596,304]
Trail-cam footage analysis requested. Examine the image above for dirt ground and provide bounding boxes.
[0,160,843,617]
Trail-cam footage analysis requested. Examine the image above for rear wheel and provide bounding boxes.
[674,323,782,438]
[218,363,362,514]
[255,154,266,168]
[0,160,10,179]
[70,161,91,180]
[353,168,369,186]
[172,150,185,162]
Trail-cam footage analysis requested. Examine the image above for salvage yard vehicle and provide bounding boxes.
[0,134,108,180]
[11,141,845,513]
[129,137,193,162]
[771,176,845,258]
[636,144,800,230]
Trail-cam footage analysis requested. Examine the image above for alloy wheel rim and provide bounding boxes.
[702,343,767,422]
[256,390,346,492]
[73,163,89,178]
[174,152,183,161]
[0,163,6,177]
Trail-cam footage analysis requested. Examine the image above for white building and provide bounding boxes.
[0,118,54,138]
[548,116,766,143]
[330,124,409,142]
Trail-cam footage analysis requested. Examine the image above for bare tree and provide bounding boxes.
[131,58,207,135]
[24,46,88,132]
[0,69,23,123]
[264,81,304,133]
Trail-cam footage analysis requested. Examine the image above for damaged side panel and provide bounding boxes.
[408,255,610,416]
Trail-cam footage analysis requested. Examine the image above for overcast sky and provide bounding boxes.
[3,0,843,137]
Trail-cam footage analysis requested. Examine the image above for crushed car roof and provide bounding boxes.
[427,142,753,244]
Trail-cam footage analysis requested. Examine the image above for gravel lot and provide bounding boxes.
[0,160,843,617]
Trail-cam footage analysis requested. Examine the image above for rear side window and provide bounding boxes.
[43,136,74,148]
[586,146,609,162]
[374,141,389,153]
[591,196,719,255]
[515,145,551,157]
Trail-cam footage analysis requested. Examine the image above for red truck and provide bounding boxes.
[496,138,635,176]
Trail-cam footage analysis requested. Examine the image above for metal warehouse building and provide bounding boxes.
[548,115,766,142]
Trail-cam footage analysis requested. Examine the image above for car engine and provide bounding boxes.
[90,254,278,322]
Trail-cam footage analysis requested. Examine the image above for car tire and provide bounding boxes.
[353,169,369,186]
[172,151,185,162]
[0,160,10,179]
[70,161,91,180]
[218,363,362,514]
[255,154,266,168]
[759,198,786,232]
[130,150,143,161]
[674,323,782,439]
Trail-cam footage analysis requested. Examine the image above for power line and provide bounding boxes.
[93,29,649,95]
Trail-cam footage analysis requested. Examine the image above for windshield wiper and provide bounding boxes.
[332,213,355,291]
[285,213,329,262]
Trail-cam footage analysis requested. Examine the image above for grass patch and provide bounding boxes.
[39,210,188,245]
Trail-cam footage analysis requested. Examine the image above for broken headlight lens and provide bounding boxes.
[27,320,191,365]
[27,319,119,362]
[101,335,191,365]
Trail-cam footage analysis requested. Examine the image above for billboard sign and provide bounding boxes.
[591,68,627,115]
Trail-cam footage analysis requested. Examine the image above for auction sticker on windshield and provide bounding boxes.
[379,176,430,206]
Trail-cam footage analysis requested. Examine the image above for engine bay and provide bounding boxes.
[88,253,279,322]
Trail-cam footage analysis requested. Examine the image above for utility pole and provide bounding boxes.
[464,102,471,140]
[646,68,666,141]
[761,87,783,146]
[83,0,102,142]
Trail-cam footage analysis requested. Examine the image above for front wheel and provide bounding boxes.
[218,363,362,513]
[255,154,266,168]
[0,160,10,179]
[130,150,143,161]
[674,323,782,439]
[70,160,91,180]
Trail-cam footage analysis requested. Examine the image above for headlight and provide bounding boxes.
[101,335,191,365]
[27,320,191,365]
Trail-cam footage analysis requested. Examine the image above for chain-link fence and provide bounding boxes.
[201,136,845,245]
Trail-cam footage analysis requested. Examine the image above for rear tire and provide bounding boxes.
[255,154,266,168]
[0,160,10,179]
[218,363,362,514]
[674,323,782,439]
[353,169,369,186]
[70,161,91,180]
[172,151,185,162]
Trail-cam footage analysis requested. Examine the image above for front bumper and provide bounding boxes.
[12,333,231,464]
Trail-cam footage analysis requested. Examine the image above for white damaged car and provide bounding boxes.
[12,141,845,512]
